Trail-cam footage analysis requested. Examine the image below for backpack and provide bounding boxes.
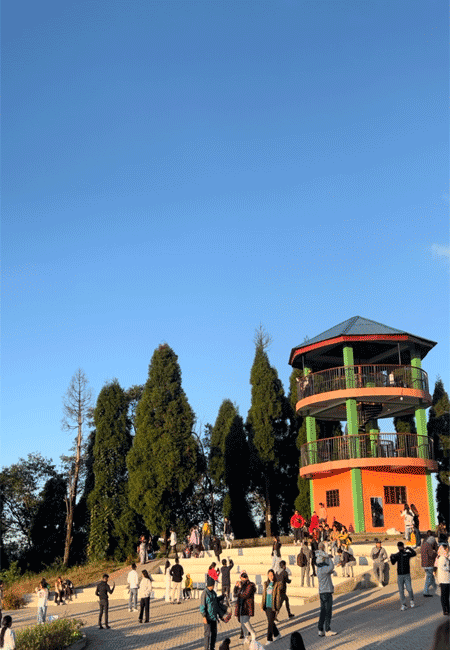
[297,550,307,567]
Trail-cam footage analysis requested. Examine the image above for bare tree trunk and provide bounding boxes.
[63,415,82,565]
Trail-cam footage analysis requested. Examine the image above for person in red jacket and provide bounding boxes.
[309,512,319,535]
[290,510,305,545]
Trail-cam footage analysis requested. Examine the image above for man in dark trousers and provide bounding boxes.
[95,574,115,629]
[220,557,234,602]
[390,541,416,610]
[200,575,222,650]
[276,560,295,619]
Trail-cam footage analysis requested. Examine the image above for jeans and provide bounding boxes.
[240,615,256,640]
[405,526,412,541]
[265,607,280,641]
[440,583,450,614]
[423,567,437,594]
[318,592,333,632]
[397,574,414,605]
[203,536,211,551]
[129,587,138,610]
[204,620,217,650]
[37,606,47,624]
[301,564,310,587]
[139,597,150,622]
[98,599,109,626]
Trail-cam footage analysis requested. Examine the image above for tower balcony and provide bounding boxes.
[299,432,437,477]
[296,364,432,421]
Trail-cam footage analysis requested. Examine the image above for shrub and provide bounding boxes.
[16,618,84,650]
[2,586,26,610]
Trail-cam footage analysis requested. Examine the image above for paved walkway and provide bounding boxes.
[8,577,445,649]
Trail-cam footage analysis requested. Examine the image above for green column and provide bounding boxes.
[369,420,380,458]
[309,480,315,517]
[426,472,436,529]
[343,345,365,532]
[411,348,422,390]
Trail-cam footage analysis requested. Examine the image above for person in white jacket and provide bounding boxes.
[164,560,172,603]
[138,570,153,623]
[436,543,449,616]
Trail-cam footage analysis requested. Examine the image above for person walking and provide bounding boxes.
[184,574,193,600]
[170,557,184,604]
[138,569,153,623]
[390,541,416,610]
[261,570,282,645]
[35,579,49,625]
[370,539,388,587]
[234,572,257,643]
[224,518,233,549]
[271,536,282,574]
[200,576,222,650]
[212,536,223,563]
[0,616,15,650]
[127,563,139,612]
[276,560,295,619]
[220,558,234,602]
[316,543,338,637]
[297,538,312,587]
[164,561,172,603]
[95,574,115,629]
[421,530,438,597]
[436,543,450,616]
[290,510,305,545]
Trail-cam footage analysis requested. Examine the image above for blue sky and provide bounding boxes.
[3,0,449,471]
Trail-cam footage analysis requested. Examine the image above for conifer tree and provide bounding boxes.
[428,378,450,527]
[127,344,200,537]
[247,327,289,536]
[87,379,135,560]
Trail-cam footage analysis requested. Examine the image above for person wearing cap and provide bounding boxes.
[234,572,257,643]
[200,575,222,650]
[370,539,388,588]
[390,541,416,611]
[315,542,338,637]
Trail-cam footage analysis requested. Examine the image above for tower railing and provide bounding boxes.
[297,364,429,401]
[300,432,434,467]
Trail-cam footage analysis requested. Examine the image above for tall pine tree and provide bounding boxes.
[88,379,136,560]
[427,378,450,527]
[127,344,200,538]
[247,328,289,536]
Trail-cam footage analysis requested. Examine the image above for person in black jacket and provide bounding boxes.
[276,560,295,619]
[220,558,234,602]
[95,574,115,629]
[390,541,416,610]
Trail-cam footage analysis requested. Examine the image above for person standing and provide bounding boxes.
[127,563,139,612]
[421,530,438,597]
[234,572,257,643]
[261,570,282,645]
[224,518,233,549]
[318,503,328,525]
[271,536,282,574]
[276,561,295,619]
[410,504,421,547]
[184,574,193,600]
[0,616,15,650]
[164,561,172,603]
[436,543,450,616]
[212,536,222,563]
[309,512,319,535]
[370,539,388,588]
[169,528,178,558]
[390,541,416,610]
[316,543,338,637]
[202,520,212,552]
[95,574,115,629]
[35,580,49,625]
[400,504,414,542]
[220,558,234,602]
[297,538,312,588]
[138,569,153,624]
[137,535,147,565]
[290,510,305,545]
[170,557,184,604]
[54,577,65,606]
[200,575,222,650]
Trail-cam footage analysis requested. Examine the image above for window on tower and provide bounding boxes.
[326,489,340,508]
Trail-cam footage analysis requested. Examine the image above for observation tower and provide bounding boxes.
[289,316,437,533]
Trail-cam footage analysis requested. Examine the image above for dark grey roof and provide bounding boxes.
[300,316,410,347]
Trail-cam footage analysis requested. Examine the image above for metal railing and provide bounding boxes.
[300,432,434,467]
[297,365,429,401]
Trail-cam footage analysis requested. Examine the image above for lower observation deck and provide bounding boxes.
[299,432,437,477]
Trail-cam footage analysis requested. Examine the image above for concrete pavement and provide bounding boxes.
[7,575,446,649]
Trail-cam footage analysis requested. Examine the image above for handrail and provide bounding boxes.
[297,364,429,401]
[300,432,434,467]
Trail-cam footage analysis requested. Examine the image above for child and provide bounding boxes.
[35,580,49,624]
[0,616,15,650]
[183,574,193,600]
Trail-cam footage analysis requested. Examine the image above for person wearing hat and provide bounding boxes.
[370,539,388,588]
[200,575,222,650]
